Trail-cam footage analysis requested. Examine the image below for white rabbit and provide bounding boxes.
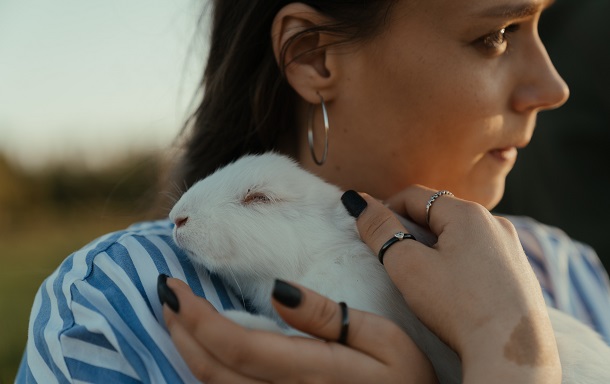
[169,152,610,384]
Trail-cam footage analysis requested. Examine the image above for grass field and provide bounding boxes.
[0,208,144,383]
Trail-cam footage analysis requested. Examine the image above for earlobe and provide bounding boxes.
[271,3,338,103]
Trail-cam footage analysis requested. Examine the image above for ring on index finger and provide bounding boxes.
[378,232,417,265]
[425,190,453,226]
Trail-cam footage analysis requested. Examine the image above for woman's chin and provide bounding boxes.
[481,183,506,211]
[458,181,505,211]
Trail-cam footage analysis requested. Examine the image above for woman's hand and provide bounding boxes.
[160,184,562,383]
[345,185,561,383]
[159,276,438,383]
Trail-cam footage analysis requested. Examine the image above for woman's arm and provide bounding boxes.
[16,222,222,383]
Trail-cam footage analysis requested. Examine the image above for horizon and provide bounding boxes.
[0,0,208,171]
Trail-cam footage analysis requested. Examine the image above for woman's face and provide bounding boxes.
[297,0,568,209]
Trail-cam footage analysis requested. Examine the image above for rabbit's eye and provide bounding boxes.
[243,190,271,205]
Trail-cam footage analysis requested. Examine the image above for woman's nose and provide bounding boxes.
[511,37,570,113]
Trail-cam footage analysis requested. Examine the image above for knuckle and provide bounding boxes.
[361,313,403,341]
[309,297,340,337]
[495,215,512,228]
[164,314,177,330]
[461,200,489,216]
[178,308,202,332]
[384,321,409,342]
[183,351,217,383]
[222,339,250,367]
[453,200,493,224]
[495,216,520,237]
[361,213,393,240]
[192,363,213,382]
[300,375,333,384]
[197,325,251,369]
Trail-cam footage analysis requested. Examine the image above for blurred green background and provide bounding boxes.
[1,0,199,379]
[0,151,164,382]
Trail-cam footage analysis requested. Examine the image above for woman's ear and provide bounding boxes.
[271,3,339,104]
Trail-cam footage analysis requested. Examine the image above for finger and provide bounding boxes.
[273,280,435,383]
[163,305,268,384]
[342,190,433,266]
[341,191,464,370]
[384,185,465,234]
[164,277,382,382]
[270,280,425,365]
[340,191,446,330]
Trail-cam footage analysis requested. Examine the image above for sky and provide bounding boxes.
[0,0,208,170]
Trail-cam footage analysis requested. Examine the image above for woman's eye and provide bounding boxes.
[484,28,507,48]
[476,25,520,55]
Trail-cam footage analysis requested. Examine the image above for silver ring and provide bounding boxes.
[425,190,453,226]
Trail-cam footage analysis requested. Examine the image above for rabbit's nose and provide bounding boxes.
[174,216,188,228]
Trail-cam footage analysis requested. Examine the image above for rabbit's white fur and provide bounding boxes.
[170,153,610,384]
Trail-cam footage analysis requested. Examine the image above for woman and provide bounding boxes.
[17,0,610,382]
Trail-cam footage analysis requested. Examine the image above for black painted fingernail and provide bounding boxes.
[158,274,180,313]
[341,190,367,218]
[272,279,302,308]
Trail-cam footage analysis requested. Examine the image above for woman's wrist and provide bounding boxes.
[460,309,562,384]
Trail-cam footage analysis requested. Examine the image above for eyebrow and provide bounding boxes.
[476,0,555,19]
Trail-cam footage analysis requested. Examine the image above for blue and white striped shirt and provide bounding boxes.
[507,215,610,343]
[16,216,610,383]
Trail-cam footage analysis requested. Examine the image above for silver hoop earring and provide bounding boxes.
[307,92,330,166]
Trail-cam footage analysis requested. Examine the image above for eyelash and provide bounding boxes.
[478,24,520,54]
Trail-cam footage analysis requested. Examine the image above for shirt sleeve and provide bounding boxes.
[508,215,610,345]
[16,221,243,383]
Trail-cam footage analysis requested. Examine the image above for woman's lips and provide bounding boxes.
[488,147,518,162]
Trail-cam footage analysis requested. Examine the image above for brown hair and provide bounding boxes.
[172,0,397,190]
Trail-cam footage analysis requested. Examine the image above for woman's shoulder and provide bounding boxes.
[502,214,607,288]
[64,218,179,282]
[503,214,600,266]
[505,214,579,241]
[51,219,176,295]
[18,219,244,383]
[49,218,242,312]
[503,215,610,343]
